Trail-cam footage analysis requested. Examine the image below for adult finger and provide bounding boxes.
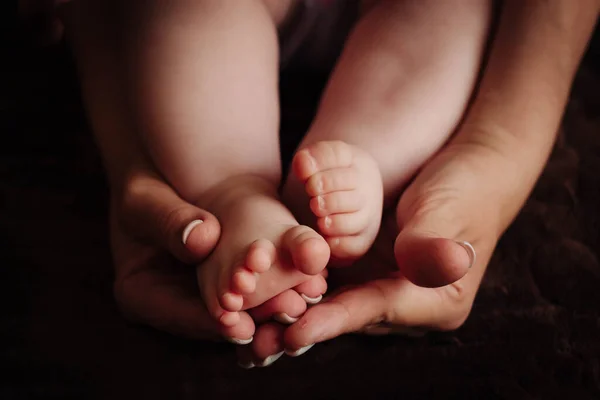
[393,147,499,288]
[111,216,252,342]
[283,275,475,352]
[282,281,389,351]
[237,323,286,369]
[117,173,221,264]
[115,268,255,342]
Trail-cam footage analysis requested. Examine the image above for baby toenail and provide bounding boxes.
[285,344,314,357]
[182,219,203,245]
[257,351,284,367]
[456,240,476,268]
[300,294,322,305]
[316,179,324,194]
[225,336,253,345]
[238,361,255,369]
[219,311,241,326]
[307,153,318,174]
[274,313,299,324]
[324,216,332,228]
[317,196,325,210]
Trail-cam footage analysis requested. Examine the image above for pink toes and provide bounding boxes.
[219,310,241,327]
[281,226,330,276]
[292,140,383,264]
[293,140,354,181]
[221,310,256,345]
[246,239,277,274]
[317,212,369,237]
[219,239,278,312]
[309,190,363,218]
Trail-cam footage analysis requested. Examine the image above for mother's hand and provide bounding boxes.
[66,0,255,343]
[243,140,506,362]
[109,165,234,339]
[246,0,599,361]
[281,142,504,352]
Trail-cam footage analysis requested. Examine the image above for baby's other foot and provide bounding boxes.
[196,176,330,336]
[292,140,383,264]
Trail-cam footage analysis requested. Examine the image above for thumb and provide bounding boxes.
[394,183,483,288]
[283,277,463,350]
[283,282,390,350]
[394,230,474,288]
[117,176,221,263]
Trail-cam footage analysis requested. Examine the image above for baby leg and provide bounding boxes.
[284,0,491,265]
[121,0,329,337]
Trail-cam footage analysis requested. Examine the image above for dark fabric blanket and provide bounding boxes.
[2,29,600,400]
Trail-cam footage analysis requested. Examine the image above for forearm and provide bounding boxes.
[65,0,149,194]
[455,0,599,228]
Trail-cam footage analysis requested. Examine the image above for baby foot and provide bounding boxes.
[292,140,384,264]
[196,176,330,336]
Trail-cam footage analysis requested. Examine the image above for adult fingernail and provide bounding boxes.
[456,240,476,268]
[182,219,204,245]
[257,351,284,367]
[285,344,314,357]
[225,336,253,345]
[274,313,299,324]
[238,361,255,369]
[300,294,322,305]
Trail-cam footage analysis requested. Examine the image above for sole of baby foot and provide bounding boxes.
[292,140,384,265]
[217,224,330,313]
[195,176,330,334]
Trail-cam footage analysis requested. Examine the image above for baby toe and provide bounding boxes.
[309,190,363,218]
[305,167,357,197]
[327,235,372,264]
[219,310,241,327]
[246,239,276,273]
[292,140,354,181]
[318,211,368,237]
[222,311,256,345]
[219,291,244,312]
[282,226,330,276]
[230,268,257,295]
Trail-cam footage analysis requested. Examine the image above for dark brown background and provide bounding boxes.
[2,15,600,400]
